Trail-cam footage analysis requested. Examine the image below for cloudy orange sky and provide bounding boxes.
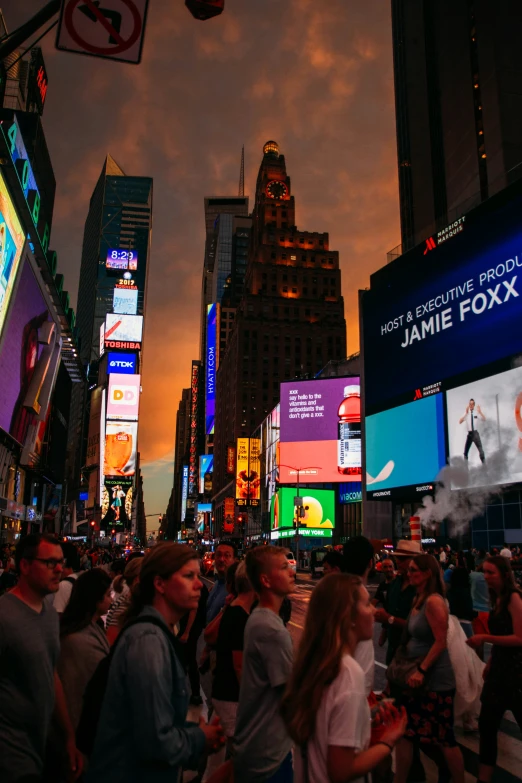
[5,0,400,525]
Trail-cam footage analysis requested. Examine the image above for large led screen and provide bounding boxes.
[104,313,143,350]
[206,303,217,435]
[271,487,335,532]
[104,420,138,477]
[101,478,133,531]
[195,503,212,534]
[0,170,26,341]
[363,195,522,411]
[365,395,446,499]
[113,286,138,315]
[199,454,214,494]
[0,257,55,451]
[236,438,261,506]
[106,248,138,271]
[446,365,522,490]
[107,352,137,375]
[106,374,140,420]
[279,378,361,483]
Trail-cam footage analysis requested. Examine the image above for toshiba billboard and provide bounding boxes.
[106,374,140,420]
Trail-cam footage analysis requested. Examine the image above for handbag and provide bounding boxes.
[386,646,424,690]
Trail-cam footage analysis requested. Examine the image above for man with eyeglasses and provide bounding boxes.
[0,533,82,783]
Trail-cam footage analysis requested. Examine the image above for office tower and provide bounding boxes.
[166,388,191,538]
[200,194,249,361]
[75,156,152,370]
[212,140,347,523]
[392,0,522,251]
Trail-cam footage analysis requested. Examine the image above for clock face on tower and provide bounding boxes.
[266,180,289,200]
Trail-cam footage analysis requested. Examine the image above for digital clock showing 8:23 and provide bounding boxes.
[106,249,138,271]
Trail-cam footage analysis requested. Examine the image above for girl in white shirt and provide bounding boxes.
[282,573,407,783]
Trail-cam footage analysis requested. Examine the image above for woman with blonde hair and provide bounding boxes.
[282,573,407,782]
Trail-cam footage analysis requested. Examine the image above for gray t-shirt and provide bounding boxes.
[234,607,293,782]
[0,592,60,781]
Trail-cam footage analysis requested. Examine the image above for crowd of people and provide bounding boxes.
[0,533,521,783]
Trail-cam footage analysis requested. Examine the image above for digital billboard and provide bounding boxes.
[0,169,26,341]
[104,313,143,350]
[446,365,522,490]
[199,454,214,494]
[339,482,362,504]
[106,249,138,271]
[365,394,445,499]
[101,478,133,531]
[271,488,335,532]
[113,286,138,315]
[195,502,212,534]
[363,194,522,411]
[106,374,140,420]
[279,378,361,483]
[181,465,188,522]
[206,303,217,435]
[236,438,261,506]
[0,256,59,463]
[363,182,522,498]
[107,352,137,375]
[104,420,138,477]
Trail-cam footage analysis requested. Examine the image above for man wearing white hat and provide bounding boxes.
[374,539,422,665]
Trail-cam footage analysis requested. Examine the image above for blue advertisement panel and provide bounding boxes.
[107,352,137,375]
[199,454,214,494]
[339,482,362,504]
[363,194,522,411]
[366,395,446,499]
[206,303,217,435]
[181,465,189,522]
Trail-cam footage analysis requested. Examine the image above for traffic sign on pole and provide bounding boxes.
[56,0,149,64]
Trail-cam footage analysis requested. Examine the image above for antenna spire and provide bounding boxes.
[238,145,245,197]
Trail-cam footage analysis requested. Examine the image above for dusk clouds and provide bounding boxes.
[5,0,399,519]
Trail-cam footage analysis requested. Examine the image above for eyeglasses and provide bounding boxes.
[32,557,66,570]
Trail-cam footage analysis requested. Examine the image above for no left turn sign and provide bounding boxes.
[56,0,150,64]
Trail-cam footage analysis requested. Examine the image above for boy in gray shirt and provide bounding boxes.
[234,546,296,782]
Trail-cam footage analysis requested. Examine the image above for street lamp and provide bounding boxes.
[278,464,321,568]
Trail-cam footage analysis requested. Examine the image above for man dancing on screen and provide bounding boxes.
[459,398,486,463]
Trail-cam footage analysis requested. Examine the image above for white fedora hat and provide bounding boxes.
[393,539,423,557]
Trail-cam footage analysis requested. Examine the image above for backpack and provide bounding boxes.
[76,615,182,755]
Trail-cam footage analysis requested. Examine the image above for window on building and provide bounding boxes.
[292,287,297,293]
[303,287,308,295]
[282,253,287,260]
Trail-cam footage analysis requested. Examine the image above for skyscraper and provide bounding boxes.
[212,141,347,526]
[200,195,249,361]
[76,156,153,370]
[392,1,522,251]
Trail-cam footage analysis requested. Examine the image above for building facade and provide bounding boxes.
[392,0,522,251]
[213,141,347,534]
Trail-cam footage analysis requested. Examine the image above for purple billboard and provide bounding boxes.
[0,256,60,462]
[279,377,361,483]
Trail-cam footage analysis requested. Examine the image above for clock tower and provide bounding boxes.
[251,141,295,250]
[213,141,347,527]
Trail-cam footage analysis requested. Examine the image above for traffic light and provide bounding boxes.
[111,529,116,535]
[90,520,95,527]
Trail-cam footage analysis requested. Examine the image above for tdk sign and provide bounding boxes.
[107,352,137,375]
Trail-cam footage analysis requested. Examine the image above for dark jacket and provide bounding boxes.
[86,606,205,782]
